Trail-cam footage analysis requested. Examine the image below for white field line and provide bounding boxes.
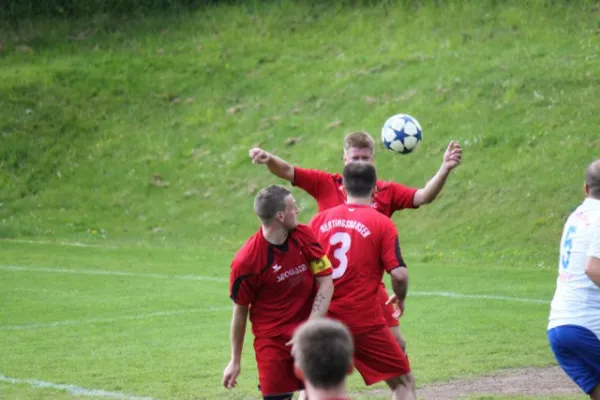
[410,291,548,304]
[0,307,231,331]
[1,265,549,305]
[0,238,109,248]
[0,265,227,282]
[0,374,154,399]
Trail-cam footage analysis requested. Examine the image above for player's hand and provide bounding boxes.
[442,140,462,171]
[385,294,405,318]
[222,360,241,389]
[249,147,270,164]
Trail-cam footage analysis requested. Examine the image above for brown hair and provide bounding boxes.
[292,318,353,389]
[343,131,374,153]
[343,161,377,198]
[586,159,600,199]
[253,185,291,223]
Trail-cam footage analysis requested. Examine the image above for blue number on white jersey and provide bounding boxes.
[561,225,577,269]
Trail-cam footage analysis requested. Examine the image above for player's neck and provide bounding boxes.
[346,195,371,206]
[261,224,289,245]
[306,383,349,400]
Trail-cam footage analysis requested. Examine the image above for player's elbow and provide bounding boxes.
[390,267,408,285]
[282,164,295,182]
[317,275,334,294]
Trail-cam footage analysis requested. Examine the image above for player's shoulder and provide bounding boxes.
[357,205,395,226]
[231,230,265,274]
[292,223,319,242]
[376,179,408,192]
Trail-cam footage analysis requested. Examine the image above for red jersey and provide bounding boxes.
[309,204,406,332]
[229,224,332,338]
[293,166,418,216]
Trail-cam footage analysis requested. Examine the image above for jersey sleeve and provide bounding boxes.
[588,224,600,259]
[292,167,333,200]
[229,258,256,306]
[295,224,333,277]
[390,182,419,210]
[379,218,407,272]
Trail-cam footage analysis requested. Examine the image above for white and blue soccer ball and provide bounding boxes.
[381,114,423,154]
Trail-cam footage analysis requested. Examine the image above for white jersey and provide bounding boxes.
[548,197,600,338]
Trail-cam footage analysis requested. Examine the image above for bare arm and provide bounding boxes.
[309,275,334,318]
[249,148,294,182]
[222,304,249,389]
[585,256,600,287]
[412,140,462,207]
[390,267,408,309]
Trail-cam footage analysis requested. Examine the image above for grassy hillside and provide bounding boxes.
[1,1,599,266]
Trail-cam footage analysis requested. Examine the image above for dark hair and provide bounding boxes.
[586,160,600,199]
[292,318,353,389]
[342,161,377,198]
[254,185,291,222]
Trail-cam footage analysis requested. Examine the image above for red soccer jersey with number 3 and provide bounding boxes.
[309,204,406,333]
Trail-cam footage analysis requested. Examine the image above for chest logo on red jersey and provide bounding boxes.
[272,264,282,272]
[276,264,308,282]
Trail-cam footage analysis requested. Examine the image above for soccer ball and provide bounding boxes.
[381,114,423,154]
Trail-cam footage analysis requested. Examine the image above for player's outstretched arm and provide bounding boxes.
[309,275,334,319]
[222,304,249,390]
[412,140,462,207]
[249,147,294,182]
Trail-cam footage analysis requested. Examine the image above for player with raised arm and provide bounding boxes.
[249,131,461,350]
[548,159,600,400]
[309,162,415,400]
[222,185,334,400]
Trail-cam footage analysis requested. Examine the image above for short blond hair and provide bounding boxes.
[343,132,374,152]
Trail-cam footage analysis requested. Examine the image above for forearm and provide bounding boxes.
[415,165,451,206]
[266,154,294,182]
[309,277,333,318]
[390,268,408,303]
[230,307,248,362]
[585,257,600,287]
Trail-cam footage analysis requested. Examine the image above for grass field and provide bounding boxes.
[0,240,567,399]
[1,0,599,398]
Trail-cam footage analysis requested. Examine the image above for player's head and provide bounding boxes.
[292,318,354,391]
[343,131,375,166]
[254,185,299,230]
[342,161,377,198]
[585,159,600,199]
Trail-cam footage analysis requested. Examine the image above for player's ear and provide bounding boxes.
[294,364,304,381]
[347,362,354,375]
[585,182,590,197]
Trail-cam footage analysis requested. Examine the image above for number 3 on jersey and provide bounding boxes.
[330,232,351,279]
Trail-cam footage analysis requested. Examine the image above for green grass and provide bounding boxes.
[1,1,599,399]
[0,240,559,399]
[1,1,599,265]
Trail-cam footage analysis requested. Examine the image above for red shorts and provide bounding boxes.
[377,282,399,327]
[253,336,303,396]
[353,324,411,385]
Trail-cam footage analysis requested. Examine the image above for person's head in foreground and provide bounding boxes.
[292,318,354,400]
